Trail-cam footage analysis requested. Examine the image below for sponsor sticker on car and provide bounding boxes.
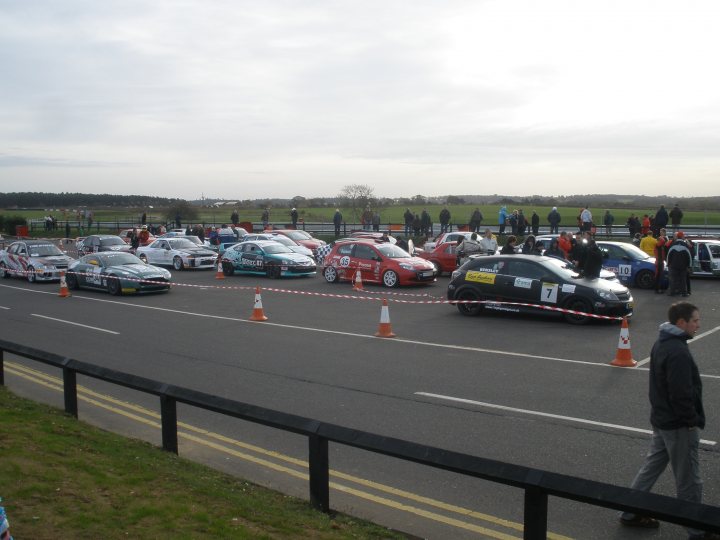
[514,277,532,289]
[465,271,496,284]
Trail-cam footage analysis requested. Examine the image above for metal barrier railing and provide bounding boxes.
[1,338,719,539]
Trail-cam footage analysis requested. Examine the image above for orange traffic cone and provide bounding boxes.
[58,271,71,298]
[215,257,225,280]
[249,286,268,321]
[610,317,636,367]
[353,270,364,291]
[375,298,396,338]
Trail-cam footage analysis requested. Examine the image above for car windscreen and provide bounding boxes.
[99,237,126,247]
[263,244,293,254]
[285,231,312,240]
[28,244,64,256]
[168,239,198,249]
[268,235,293,246]
[617,242,651,260]
[97,253,142,265]
[183,236,202,245]
[376,244,411,258]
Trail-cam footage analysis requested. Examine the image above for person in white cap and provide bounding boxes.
[290,207,299,228]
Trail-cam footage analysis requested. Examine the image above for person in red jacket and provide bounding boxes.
[557,231,572,259]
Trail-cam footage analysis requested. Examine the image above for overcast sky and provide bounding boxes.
[1,1,719,200]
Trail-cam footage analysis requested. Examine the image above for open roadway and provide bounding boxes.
[1,267,719,539]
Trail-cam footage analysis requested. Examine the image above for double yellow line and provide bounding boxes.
[5,361,572,540]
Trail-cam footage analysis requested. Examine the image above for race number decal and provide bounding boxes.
[618,264,631,277]
[541,282,559,303]
[90,267,102,285]
[339,256,350,267]
[465,271,496,284]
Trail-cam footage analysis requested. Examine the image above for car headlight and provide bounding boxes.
[596,289,619,301]
[399,263,414,270]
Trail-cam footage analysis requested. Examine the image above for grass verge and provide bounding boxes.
[0,387,405,539]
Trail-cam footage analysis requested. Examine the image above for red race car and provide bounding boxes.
[415,241,459,275]
[322,239,436,287]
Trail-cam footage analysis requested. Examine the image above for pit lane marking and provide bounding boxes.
[5,361,575,540]
[31,314,120,335]
[415,392,717,447]
[635,324,720,367]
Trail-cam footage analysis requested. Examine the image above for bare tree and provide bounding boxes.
[337,184,376,221]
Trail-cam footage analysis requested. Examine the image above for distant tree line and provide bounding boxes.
[2,191,718,211]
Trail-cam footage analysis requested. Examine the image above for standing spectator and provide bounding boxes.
[478,228,498,254]
[403,208,414,236]
[138,225,150,245]
[261,208,270,230]
[439,207,451,233]
[508,210,518,236]
[619,302,708,539]
[641,214,651,235]
[372,211,381,232]
[558,231,572,259]
[581,238,603,278]
[130,228,140,252]
[640,231,658,257]
[185,224,192,235]
[333,209,343,237]
[412,213,421,236]
[603,210,614,236]
[141,212,147,225]
[569,231,587,270]
[580,206,592,232]
[192,224,206,242]
[530,211,540,236]
[498,206,508,235]
[456,232,482,264]
[667,232,693,296]
[521,235,540,255]
[654,204,669,235]
[655,228,668,293]
[469,208,483,233]
[626,213,639,238]
[231,209,239,227]
[669,203,684,233]
[175,213,182,229]
[516,209,526,237]
[65,220,71,238]
[290,208,299,228]
[547,207,561,234]
[545,238,566,260]
[361,207,373,231]
[420,209,431,236]
[500,235,517,254]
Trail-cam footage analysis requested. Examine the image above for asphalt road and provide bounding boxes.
[2,268,719,539]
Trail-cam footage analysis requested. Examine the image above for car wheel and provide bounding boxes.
[221,261,234,276]
[382,270,399,288]
[323,265,338,283]
[107,275,122,296]
[138,254,148,263]
[27,266,36,283]
[455,288,483,316]
[0,263,9,279]
[66,272,79,289]
[266,265,280,279]
[563,297,592,325]
[635,269,654,289]
[173,256,184,271]
[430,260,442,276]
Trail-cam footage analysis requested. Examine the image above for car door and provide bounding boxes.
[157,240,173,266]
[599,243,633,285]
[332,242,356,281]
[352,243,381,282]
[239,243,264,272]
[82,256,104,288]
[497,259,546,306]
[6,243,25,273]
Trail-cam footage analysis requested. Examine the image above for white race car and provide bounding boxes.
[0,239,75,282]
[135,237,218,270]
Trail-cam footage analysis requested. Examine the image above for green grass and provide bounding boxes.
[0,387,405,539]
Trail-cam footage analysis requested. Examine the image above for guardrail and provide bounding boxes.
[1,338,719,539]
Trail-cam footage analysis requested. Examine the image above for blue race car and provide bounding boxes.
[221,240,316,278]
[596,241,667,289]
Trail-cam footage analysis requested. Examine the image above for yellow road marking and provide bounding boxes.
[5,361,573,539]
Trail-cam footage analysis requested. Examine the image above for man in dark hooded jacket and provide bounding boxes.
[667,232,693,296]
[620,303,709,539]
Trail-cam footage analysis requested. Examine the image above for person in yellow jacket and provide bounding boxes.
[639,231,658,258]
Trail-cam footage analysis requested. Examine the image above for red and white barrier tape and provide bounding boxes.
[8,268,624,320]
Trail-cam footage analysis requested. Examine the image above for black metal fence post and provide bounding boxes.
[523,486,548,539]
[308,434,330,513]
[160,392,178,454]
[61,359,78,418]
